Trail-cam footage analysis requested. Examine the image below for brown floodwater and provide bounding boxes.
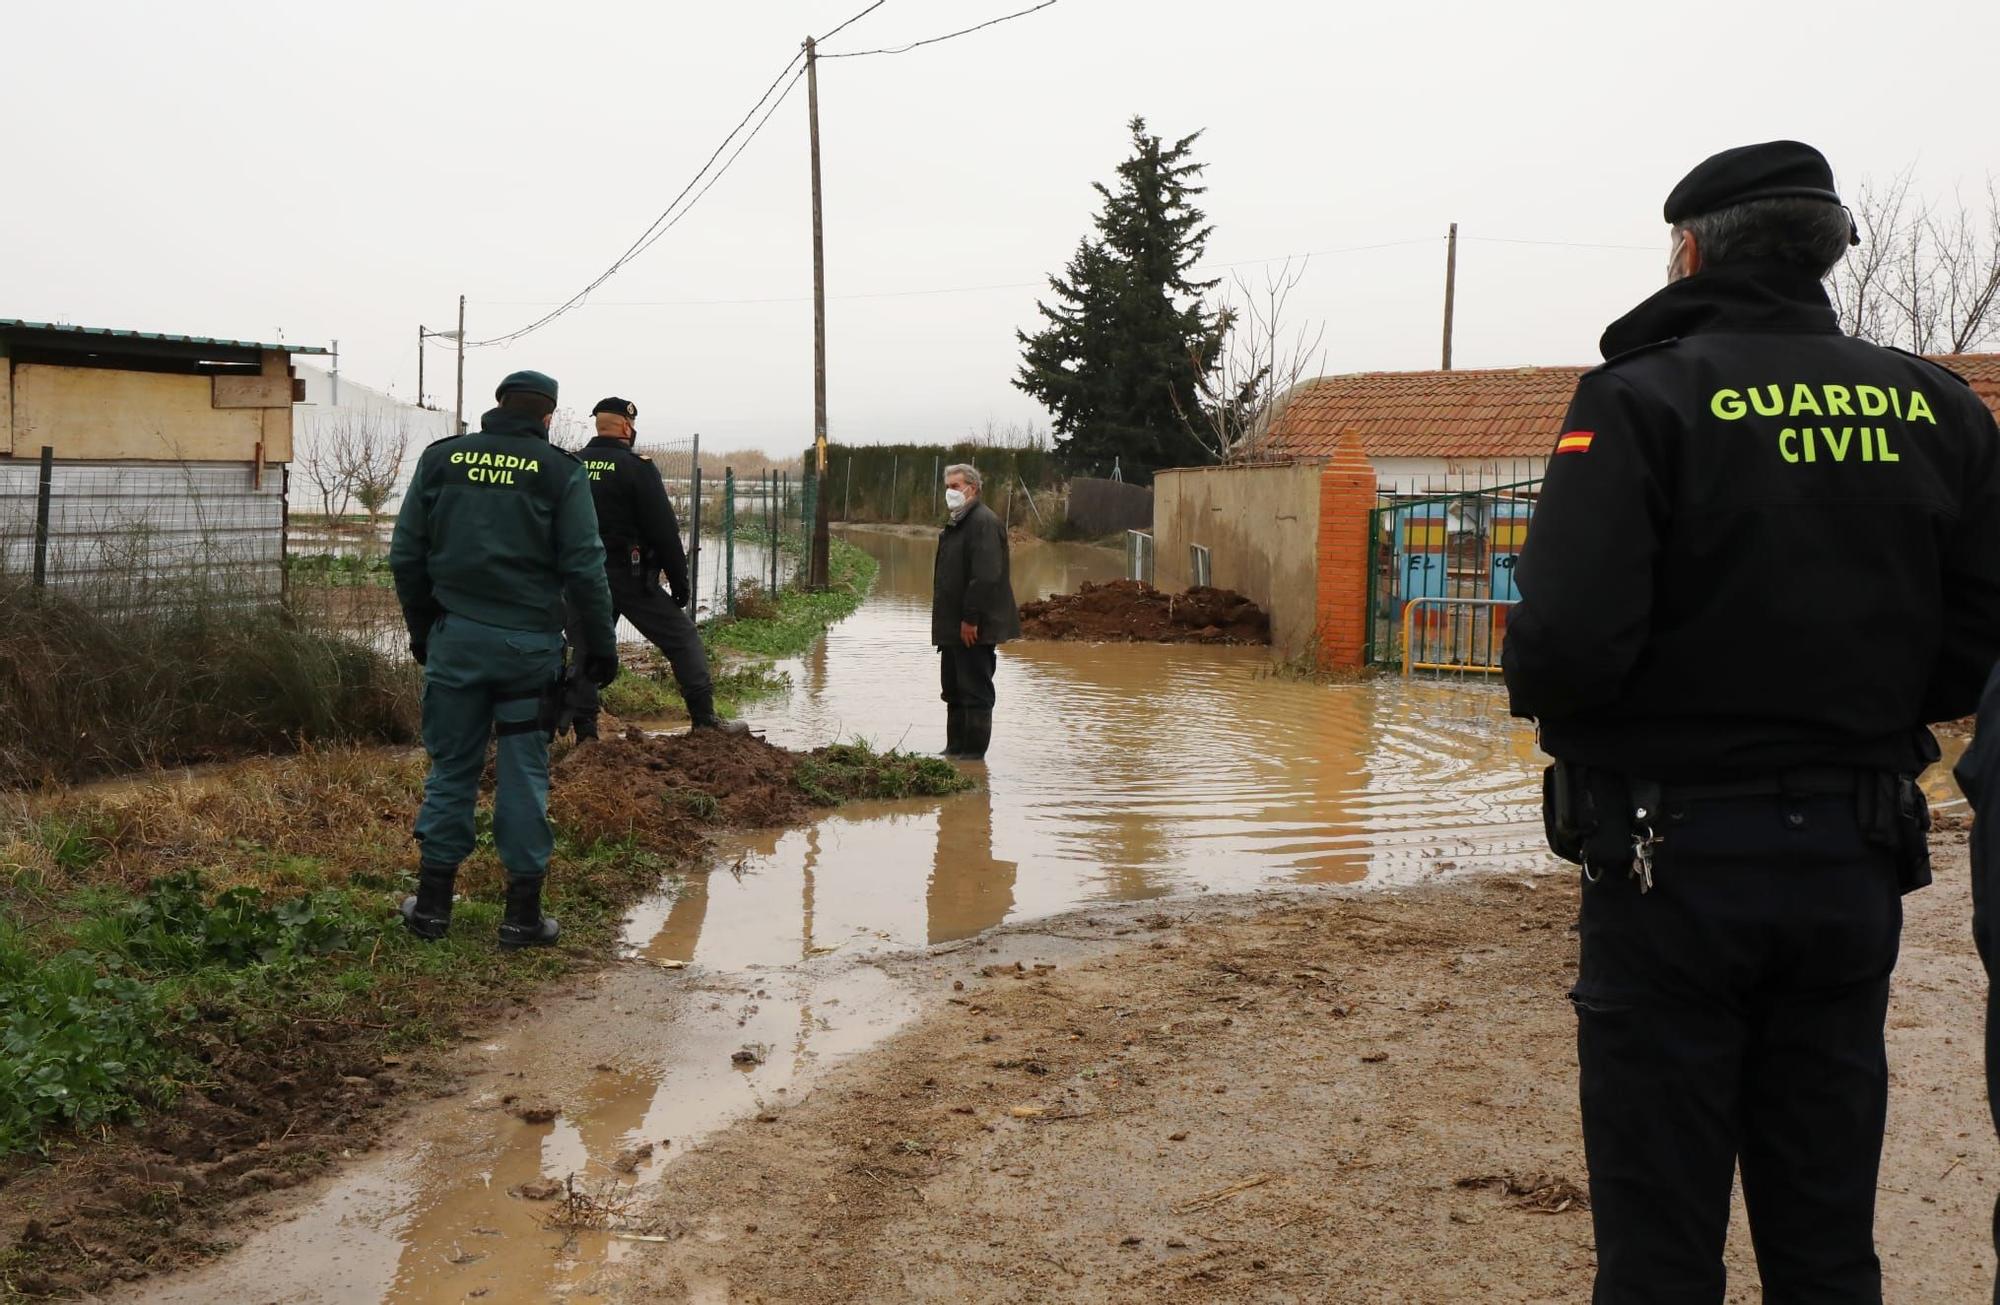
[121,525,1970,1304]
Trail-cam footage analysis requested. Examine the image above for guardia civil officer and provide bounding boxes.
[1952,672,2000,1303]
[562,397,746,738]
[931,463,1020,760]
[1502,141,2000,1302]
[389,371,619,949]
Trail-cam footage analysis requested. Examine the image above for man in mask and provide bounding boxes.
[564,396,744,737]
[1502,141,2000,1301]
[931,463,1020,760]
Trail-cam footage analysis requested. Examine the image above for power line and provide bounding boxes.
[1461,235,1657,252]
[821,0,1059,57]
[817,0,889,43]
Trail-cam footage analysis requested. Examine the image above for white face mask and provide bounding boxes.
[945,487,968,511]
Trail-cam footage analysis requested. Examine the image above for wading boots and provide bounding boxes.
[941,707,970,758]
[959,711,993,761]
[498,877,561,949]
[685,687,750,735]
[399,862,457,941]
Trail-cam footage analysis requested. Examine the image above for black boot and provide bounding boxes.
[399,863,457,942]
[497,877,561,950]
[960,710,993,761]
[941,707,968,758]
[685,687,749,735]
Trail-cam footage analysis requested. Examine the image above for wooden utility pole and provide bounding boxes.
[1441,223,1459,371]
[454,294,467,434]
[417,325,426,410]
[806,35,832,590]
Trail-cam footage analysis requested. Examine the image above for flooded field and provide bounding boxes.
[126,526,1970,1304]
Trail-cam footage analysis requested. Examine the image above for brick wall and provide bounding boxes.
[1313,430,1377,670]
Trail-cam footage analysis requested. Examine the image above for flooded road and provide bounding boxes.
[131,526,1965,1304]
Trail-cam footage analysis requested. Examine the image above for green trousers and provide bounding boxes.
[413,613,563,880]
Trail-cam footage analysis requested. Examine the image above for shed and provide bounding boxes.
[0,321,325,604]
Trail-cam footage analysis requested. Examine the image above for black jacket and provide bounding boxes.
[579,436,690,603]
[1502,260,2000,781]
[932,501,1021,648]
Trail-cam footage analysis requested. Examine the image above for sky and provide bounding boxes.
[5,0,1997,454]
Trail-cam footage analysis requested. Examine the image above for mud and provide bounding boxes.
[1018,579,1270,645]
[607,835,1997,1304]
[554,728,818,835]
[0,996,433,1300]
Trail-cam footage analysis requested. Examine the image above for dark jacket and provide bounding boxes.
[579,436,691,603]
[389,408,615,655]
[1949,666,2000,1281]
[932,500,1021,647]
[1502,259,2000,782]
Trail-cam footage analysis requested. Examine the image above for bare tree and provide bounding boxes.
[1830,170,2000,354]
[1177,257,1327,463]
[347,416,411,536]
[299,413,359,520]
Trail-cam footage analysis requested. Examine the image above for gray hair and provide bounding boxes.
[943,463,982,493]
[1674,196,1854,279]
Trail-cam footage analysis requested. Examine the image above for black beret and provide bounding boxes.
[591,397,638,422]
[1664,140,1844,224]
[494,369,558,403]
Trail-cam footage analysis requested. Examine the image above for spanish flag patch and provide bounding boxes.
[1555,430,1594,455]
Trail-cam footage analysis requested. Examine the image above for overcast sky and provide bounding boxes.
[5,0,1996,453]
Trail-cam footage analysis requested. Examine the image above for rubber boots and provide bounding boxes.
[941,707,971,758]
[497,877,561,950]
[685,687,750,735]
[959,710,993,761]
[399,863,457,941]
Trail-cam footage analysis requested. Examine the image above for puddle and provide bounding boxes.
[120,525,1976,1303]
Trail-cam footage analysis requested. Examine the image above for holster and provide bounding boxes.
[1860,772,1933,895]
[1542,761,1641,871]
[538,659,577,736]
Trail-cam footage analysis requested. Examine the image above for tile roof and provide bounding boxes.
[1255,353,2000,461]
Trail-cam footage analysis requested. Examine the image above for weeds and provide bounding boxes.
[706,539,879,659]
[794,740,973,806]
[0,582,419,788]
[285,552,394,588]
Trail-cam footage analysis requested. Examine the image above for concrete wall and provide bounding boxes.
[1154,462,1324,660]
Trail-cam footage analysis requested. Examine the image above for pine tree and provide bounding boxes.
[1015,117,1225,483]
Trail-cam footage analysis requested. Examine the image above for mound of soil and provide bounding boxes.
[1018,579,1270,645]
[554,727,816,835]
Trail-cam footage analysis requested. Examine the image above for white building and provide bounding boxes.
[290,363,455,518]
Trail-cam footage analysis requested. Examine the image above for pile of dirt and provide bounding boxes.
[1018,579,1270,645]
[553,727,816,838]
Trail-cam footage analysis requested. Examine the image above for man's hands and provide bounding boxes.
[584,653,620,688]
[959,620,979,648]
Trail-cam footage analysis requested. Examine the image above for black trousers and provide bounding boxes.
[567,566,713,726]
[938,643,998,711]
[1573,793,1902,1305]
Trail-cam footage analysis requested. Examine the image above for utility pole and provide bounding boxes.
[417,325,426,410]
[805,35,832,590]
[454,294,467,434]
[1441,222,1459,371]
[330,339,340,406]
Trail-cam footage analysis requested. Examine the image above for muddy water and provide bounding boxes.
[126,527,1970,1304]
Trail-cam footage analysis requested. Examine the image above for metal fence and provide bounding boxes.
[1366,476,1542,675]
[0,449,285,609]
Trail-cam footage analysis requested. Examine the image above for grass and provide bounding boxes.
[793,740,972,806]
[705,537,879,659]
[0,581,419,789]
[286,551,393,588]
[597,647,792,721]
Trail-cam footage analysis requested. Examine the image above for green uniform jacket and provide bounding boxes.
[389,408,617,655]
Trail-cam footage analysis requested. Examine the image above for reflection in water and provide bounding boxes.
[928,784,1016,944]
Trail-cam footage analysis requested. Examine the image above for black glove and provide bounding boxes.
[671,589,690,611]
[584,653,620,688]
[410,640,428,666]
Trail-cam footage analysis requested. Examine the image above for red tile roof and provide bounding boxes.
[1253,353,2000,461]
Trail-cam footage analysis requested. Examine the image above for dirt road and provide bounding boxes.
[601,837,1997,1304]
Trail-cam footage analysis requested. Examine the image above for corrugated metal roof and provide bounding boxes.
[0,320,328,355]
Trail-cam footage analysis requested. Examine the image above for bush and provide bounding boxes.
[0,582,419,787]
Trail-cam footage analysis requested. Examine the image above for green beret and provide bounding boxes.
[495,370,559,403]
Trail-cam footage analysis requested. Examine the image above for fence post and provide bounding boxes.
[889,454,898,524]
[280,463,291,607]
[32,445,53,589]
[843,457,852,521]
[689,463,703,617]
[801,471,817,588]
[724,467,736,617]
